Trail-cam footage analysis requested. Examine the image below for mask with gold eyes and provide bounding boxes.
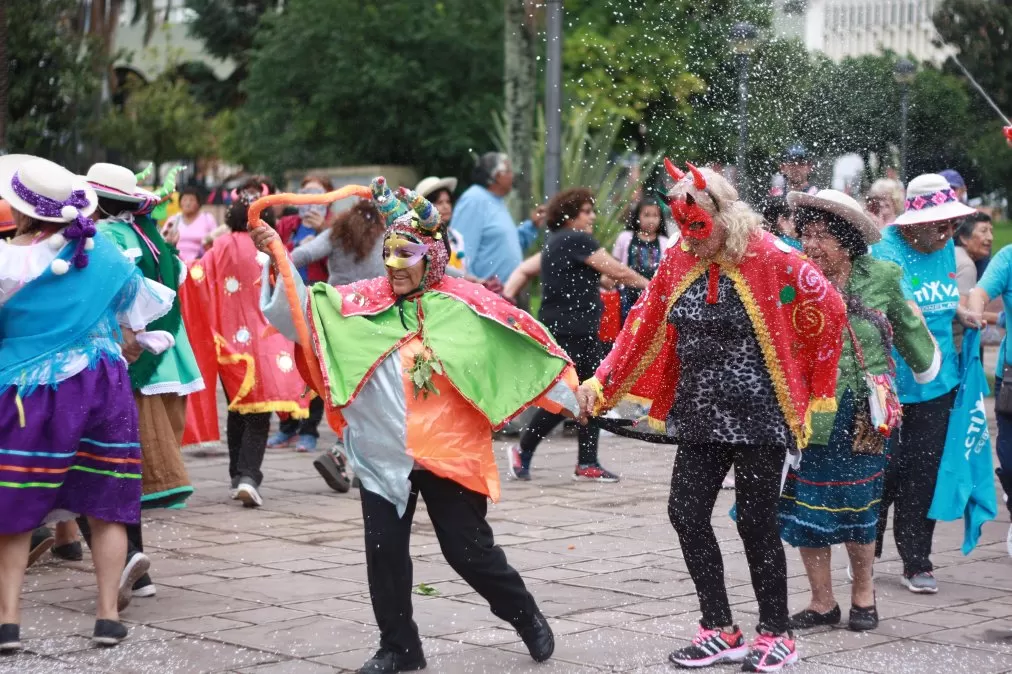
[383,234,429,269]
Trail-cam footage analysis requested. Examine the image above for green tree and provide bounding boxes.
[232,0,503,178]
[934,0,1012,114]
[98,74,211,181]
[6,0,101,168]
[182,0,282,109]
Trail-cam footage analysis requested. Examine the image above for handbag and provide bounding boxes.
[845,322,901,455]
[996,362,1012,415]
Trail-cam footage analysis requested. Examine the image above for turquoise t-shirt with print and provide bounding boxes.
[871,226,959,404]
[977,244,1012,378]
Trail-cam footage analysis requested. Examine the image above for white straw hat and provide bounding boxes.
[414,176,458,200]
[0,155,97,223]
[788,189,881,245]
[83,163,157,204]
[892,173,977,226]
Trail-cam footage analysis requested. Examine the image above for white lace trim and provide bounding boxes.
[139,378,205,396]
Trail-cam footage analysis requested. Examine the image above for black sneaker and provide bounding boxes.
[788,604,840,629]
[314,451,351,493]
[92,619,127,647]
[28,527,55,568]
[132,573,157,599]
[357,648,426,673]
[668,624,748,667]
[52,541,83,562]
[516,609,554,662]
[0,624,21,653]
[741,632,798,672]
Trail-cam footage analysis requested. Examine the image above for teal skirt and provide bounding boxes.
[779,391,888,547]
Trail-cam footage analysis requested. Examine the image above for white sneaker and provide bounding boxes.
[236,480,263,508]
[1006,524,1012,559]
[118,552,151,611]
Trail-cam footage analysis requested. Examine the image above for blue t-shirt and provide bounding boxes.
[289,223,317,283]
[451,185,527,282]
[977,244,1012,377]
[871,227,959,403]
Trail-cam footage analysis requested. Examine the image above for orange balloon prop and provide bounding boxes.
[247,185,372,398]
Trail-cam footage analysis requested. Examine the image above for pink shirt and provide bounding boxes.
[170,211,217,262]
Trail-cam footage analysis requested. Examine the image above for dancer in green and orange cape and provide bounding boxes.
[252,178,576,674]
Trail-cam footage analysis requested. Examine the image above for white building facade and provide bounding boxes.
[772,0,953,64]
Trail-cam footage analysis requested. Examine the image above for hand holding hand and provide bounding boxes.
[163,227,179,246]
[120,328,143,364]
[531,204,548,229]
[575,384,597,425]
[957,305,985,329]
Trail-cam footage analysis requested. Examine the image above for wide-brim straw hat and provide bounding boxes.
[83,162,157,204]
[414,176,458,200]
[893,173,976,226]
[0,154,97,223]
[788,188,881,245]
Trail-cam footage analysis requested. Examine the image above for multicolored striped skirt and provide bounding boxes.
[779,391,887,547]
[0,357,142,534]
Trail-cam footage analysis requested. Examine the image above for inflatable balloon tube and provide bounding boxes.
[247,186,372,397]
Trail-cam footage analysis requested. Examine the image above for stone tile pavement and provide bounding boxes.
[5,409,1012,673]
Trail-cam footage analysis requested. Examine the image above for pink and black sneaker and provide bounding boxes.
[668,625,748,668]
[741,632,798,672]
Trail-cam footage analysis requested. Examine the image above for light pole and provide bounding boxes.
[730,22,758,200]
[894,58,916,183]
[544,0,564,200]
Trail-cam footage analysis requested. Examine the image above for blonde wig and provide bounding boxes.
[667,167,763,262]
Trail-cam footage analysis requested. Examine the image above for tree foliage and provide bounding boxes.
[230,0,503,179]
[934,0,1012,114]
[6,0,101,168]
[98,74,212,180]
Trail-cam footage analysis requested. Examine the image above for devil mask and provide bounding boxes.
[664,158,720,240]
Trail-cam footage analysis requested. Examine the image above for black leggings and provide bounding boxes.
[668,442,789,635]
[875,389,956,575]
[520,333,603,466]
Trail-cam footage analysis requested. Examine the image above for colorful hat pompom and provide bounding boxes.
[50,259,70,275]
[371,176,409,226]
[396,187,440,233]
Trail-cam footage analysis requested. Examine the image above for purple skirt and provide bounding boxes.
[0,357,141,534]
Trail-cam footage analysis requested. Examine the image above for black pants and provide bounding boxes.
[519,333,603,466]
[228,411,271,486]
[668,442,789,635]
[361,471,540,655]
[279,396,323,438]
[875,388,956,575]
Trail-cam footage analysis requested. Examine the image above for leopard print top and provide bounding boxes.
[666,272,791,447]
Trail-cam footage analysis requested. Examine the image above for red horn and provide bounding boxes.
[261,183,270,197]
[686,162,706,190]
[664,157,685,182]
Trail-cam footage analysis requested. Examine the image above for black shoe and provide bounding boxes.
[357,648,426,673]
[0,624,21,653]
[314,451,351,493]
[118,551,151,611]
[28,527,55,569]
[52,541,83,562]
[516,610,554,663]
[788,604,841,629]
[92,619,128,646]
[848,603,879,631]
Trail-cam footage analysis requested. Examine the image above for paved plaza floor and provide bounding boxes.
[5,404,1012,674]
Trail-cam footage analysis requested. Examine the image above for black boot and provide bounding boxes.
[357,648,426,674]
[516,609,555,663]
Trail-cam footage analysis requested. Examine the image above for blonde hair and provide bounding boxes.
[667,167,763,261]
[867,178,904,214]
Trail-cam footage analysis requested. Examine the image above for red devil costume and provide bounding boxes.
[586,161,845,671]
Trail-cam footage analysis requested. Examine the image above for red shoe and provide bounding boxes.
[573,463,619,483]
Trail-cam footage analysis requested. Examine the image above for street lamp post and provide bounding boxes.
[544,0,564,200]
[894,58,916,183]
[730,22,758,201]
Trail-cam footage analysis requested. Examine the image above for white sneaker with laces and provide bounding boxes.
[236,480,263,508]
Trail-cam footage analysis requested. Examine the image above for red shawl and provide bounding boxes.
[591,231,846,448]
[181,233,311,446]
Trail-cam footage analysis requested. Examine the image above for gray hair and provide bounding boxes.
[475,152,510,186]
